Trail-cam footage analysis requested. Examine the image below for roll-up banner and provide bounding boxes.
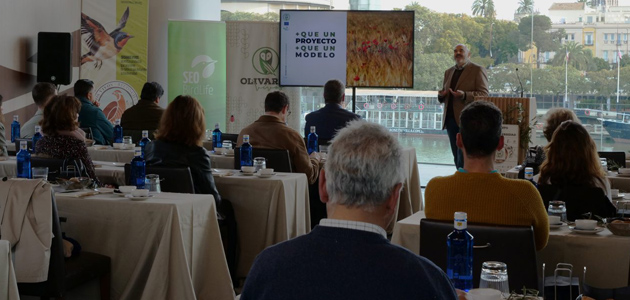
[80,0,149,123]
[225,21,301,134]
[168,20,227,130]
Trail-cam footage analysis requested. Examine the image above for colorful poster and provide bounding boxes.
[495,124,519,174]
[168,20,226,130]
[225,21,301,134]
[80,0,149,123]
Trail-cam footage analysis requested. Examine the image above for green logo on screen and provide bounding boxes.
[252,47,279,75]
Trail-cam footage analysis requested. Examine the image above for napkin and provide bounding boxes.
[56,190,99,198]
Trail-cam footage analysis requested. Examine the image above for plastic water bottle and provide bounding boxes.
[212,123,222,151]
[32,125,43,153]
[16,140,31,178]
[307,126,318,154]
[524,167,537,187]
[139,130,151,158]
[113,119,123,143]
[10,115,20,143]
[240,135,253,167]
[447,211,474,292]
[130,147,145,189]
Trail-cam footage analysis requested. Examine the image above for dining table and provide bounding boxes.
[55,191,235,300]
[392,211,630,289]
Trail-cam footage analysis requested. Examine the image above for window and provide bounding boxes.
[585,33,593,45]
[605,34,608,41]
[604,50,609,61]
[587,16,593,23]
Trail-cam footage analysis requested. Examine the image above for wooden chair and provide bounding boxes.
[420,219,539,291]
[233,147,293,172]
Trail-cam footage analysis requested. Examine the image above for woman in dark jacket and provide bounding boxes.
[144,95,221,205]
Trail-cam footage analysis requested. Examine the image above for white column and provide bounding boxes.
[147,0,221,107]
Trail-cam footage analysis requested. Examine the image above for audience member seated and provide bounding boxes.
[21,82,56,138]
[543,108,579,143]
[240,120,458,300]
[35,95,97,180]
[120,82,165,133]
[0,94,7,157]
[538,120,613,202]
[304,79,360,140]
[425,101,549,251]
[237,91,321,184]
[75,79,113,145]
[144,95,221,206]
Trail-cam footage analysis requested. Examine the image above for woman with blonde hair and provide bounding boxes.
[543,108,579,142]
[537,120,615,219]
[35,95,96,179]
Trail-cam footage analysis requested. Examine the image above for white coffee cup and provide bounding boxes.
[548,215,561,225]
[214,147,224,155]
[575,219,597,230]
[131,189,149,197]
[241,166,256,173]
[260,168,274,175]
[467,288,502,300]
[612,189,620,198]
[119,185,137,193]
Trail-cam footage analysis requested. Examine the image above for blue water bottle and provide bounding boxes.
[16,140,31,178]
[447,211,474,292]
[32,125,43,153]
[212,123,222,151]
[10,115,20,143]
[307,126,319,154]
[130,147,145,189]
[113,119,123,143]
[139,130,151,158]
[240,134,253,167]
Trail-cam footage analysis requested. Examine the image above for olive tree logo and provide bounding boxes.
[252,47,279,75]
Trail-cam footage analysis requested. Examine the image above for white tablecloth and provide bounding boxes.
[392,211,630,289]
[87,147,135,163]
[56,192,234,300]
[209,153,235,169]
[0,240,19,300]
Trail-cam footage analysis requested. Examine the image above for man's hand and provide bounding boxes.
[309,151,322,162]
[449,89,465,101]
[438,89,449,98]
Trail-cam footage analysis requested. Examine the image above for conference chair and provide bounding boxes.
[124,164,195,193]
[419,219,539,292]
[221,134,239,147]
[598,151,626,169]
[122,129,157,144]
[233,147,293,172]
[31,157,88,182]
[16,184,111,299]
[537,185,617,221]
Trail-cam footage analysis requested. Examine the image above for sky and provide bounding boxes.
[380,0,630,21]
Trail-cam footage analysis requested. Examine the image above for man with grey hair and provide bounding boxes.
[438,44,489,169]
[304,79,360,140]
[240,120,458,300]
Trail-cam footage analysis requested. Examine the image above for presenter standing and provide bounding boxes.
[437,44,489,169]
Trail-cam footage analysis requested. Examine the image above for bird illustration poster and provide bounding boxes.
[168,21,227,131]
[80,0,148,124]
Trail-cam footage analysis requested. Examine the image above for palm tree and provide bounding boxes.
[516,0,534,14]
[551,41,590,71]
[472,0,496,18]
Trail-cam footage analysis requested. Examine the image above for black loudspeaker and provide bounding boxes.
[37,32,72,85]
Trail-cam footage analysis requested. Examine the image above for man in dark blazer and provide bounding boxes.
[304,79,361,140]
[120,82,165,134]
[438,44,489,169]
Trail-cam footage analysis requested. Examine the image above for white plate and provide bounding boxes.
[569,226,605,234]
[550,223,565,229]
[256,173,276,178]
[96,188,115,194]
[125,194,153,201]
[612,194,627,199]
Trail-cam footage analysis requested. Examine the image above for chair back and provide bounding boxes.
[31,157,87,181]
[233,147,292,172]
[124,164,195,193]
[14,138,33,153]
[598,151,626,168]
[538,185,617,220]
[221,134,238,147]
[419,219,539,291]
[123,129,156,143]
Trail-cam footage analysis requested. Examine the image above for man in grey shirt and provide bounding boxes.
[21,82,56,138]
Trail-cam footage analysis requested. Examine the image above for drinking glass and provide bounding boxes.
[222,140,233,150]
[254,157,266,172]
[145,174,161,193]
[123,136,133,149]
[205,129,212,141]
[548,200,567,222]
[479,261,509,297]
[32,167,48,181]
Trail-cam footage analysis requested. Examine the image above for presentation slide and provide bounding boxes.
[279,10,414,88]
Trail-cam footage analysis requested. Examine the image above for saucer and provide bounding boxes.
[612,194,626,199]
[550,223,565,229]
[256,173,276,178]
[569,226,604,234]
[125,194,153,201]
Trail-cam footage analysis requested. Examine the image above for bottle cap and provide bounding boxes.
[454,212,467,220]
[215,123,220,129]
[13,115,18,121]
[525,167,533,173]
[20,140,27,148]
[310,126,316,133]
[142,130,148,137]
[35,125,41,132]
[134,147,142,156]
[115,119,121,125]
[243,134,250,142]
